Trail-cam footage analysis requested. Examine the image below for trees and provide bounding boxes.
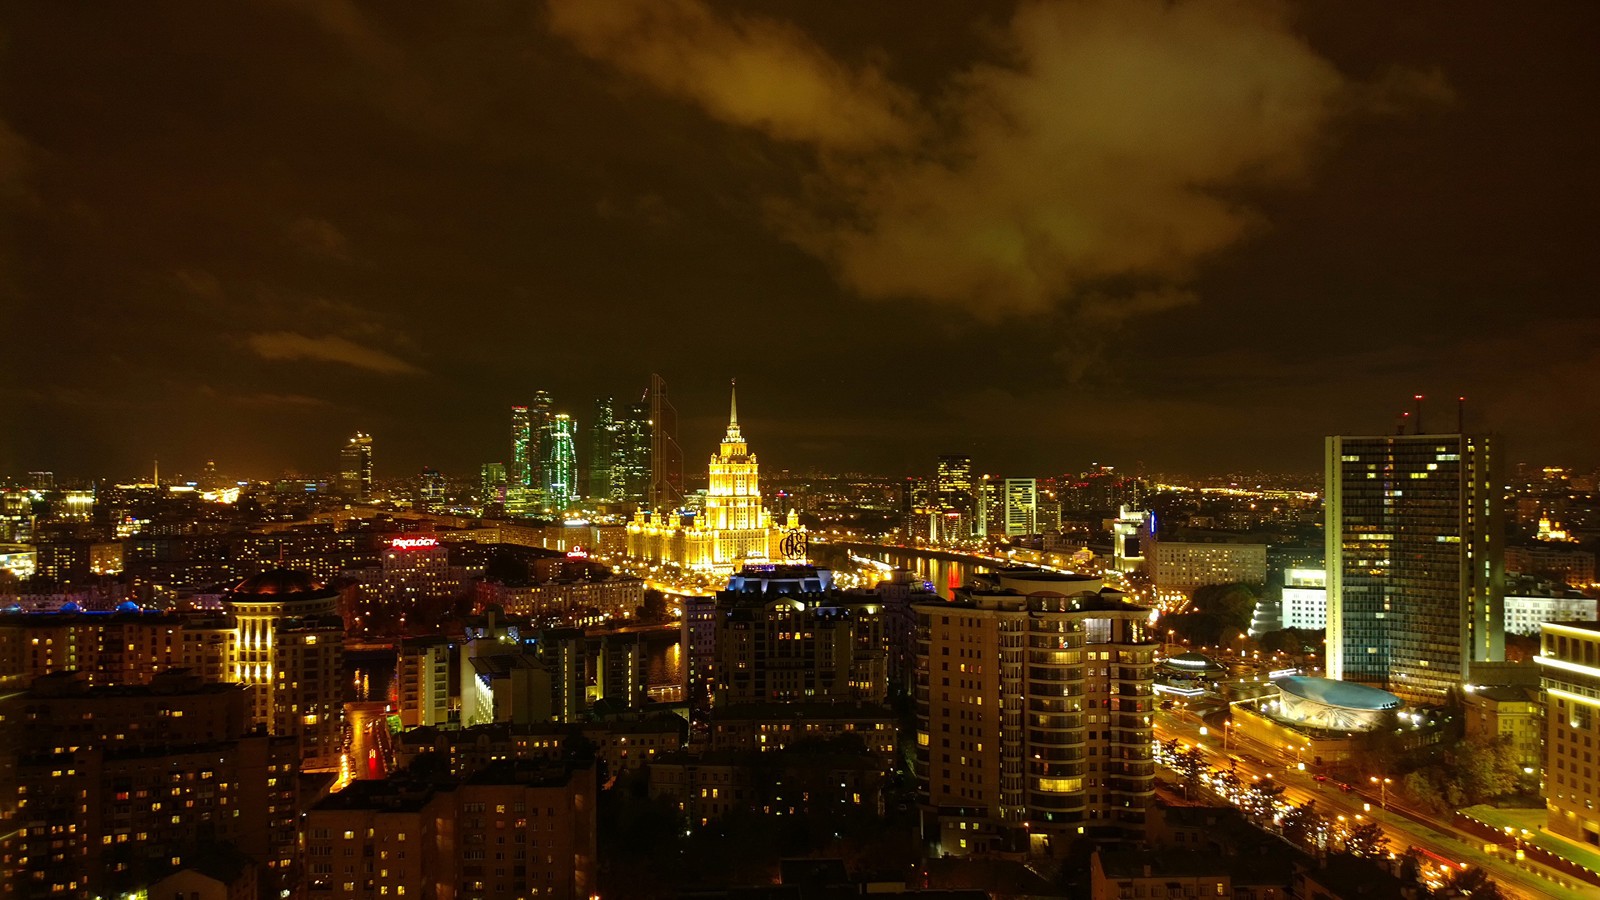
[1439,866,1506,900]
[1399,736,1526,814]
[1175,746,1206,800]
[1342,821,1388,858]
[1281,801,1325,852]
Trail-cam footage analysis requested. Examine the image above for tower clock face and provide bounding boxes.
[780,529,808,561]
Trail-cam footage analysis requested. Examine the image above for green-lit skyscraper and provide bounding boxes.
[543,413,578,512]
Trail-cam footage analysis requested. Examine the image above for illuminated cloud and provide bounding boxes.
[551,0,1421,318]
[246,331,421,375]
[546,0,921,152]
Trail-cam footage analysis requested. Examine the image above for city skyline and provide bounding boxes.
[4,3,1599,479]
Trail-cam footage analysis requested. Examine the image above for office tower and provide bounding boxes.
[510,405,532,498]
[915,571,1156,855]
[649,373,683,512]
[1538,622,1600,843]
[979,475,1006,537]
[936,455,975,541]
[528,390,553,499]
[1004,477,1038,536]
[589,396,617,501]
[480,461,508,507]
[417,466,446,511]
[1325,432,1504,705]
[224,569,346,771]
[339,431,373,500]
[28,470,54,491]
[611,397,652,504]
[0,671,298,897]
[543,413,578,511]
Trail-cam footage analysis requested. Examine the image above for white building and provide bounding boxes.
[1281,569,1328,630]
[1506,593,1598,636]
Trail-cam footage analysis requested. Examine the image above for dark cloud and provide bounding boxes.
[2,0,1598,480]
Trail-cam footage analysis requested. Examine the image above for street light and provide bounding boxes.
[1370,775,1392,812]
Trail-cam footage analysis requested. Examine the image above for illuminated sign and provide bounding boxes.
[390,537,438,550]
[566,547,589,560]
[779,529,808,561]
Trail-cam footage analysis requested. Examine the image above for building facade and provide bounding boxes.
[626,386,802,573]
[339,432,373,500]
[1539,621,1600,845]
[1150,540,1268,604]
[1004,478,1038,537]
[1325,433,1504,705]
[915,570,1156,856]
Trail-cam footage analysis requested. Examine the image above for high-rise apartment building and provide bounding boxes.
[1538,621,1600,845]
[543,413,578,511]
[225,569,346,771]
[339,431,373,500]
[915,570,1156,856]
[0,671,299,898]
[1004,477,1038,537]
[304,760,596,900]
[1325,433,1504,705]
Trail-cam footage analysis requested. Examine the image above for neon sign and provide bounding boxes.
[566,547,589,560]
[390,537,438,550]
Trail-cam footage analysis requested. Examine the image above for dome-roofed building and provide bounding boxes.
[1270,675,1401,732]
[225,567,345,772]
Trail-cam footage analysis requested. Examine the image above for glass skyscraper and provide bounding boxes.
[1325,432,1504,705]
[543,413,578,512]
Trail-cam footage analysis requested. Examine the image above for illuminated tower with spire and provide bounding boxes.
[627,381,800,573]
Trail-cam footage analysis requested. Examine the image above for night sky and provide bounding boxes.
[4,2,1598,482]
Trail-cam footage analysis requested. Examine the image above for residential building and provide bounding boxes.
[915,570,1157,856]
[1540,621,1600,845]
[0,671,298,898]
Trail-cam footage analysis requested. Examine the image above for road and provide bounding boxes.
[1157,711,1595,900]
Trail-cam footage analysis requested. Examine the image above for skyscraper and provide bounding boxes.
[611,397,652,504]
[1325,432,1504,705]
[1004,477,1038,536]
[510,405,531,498]
[418,467,446,511]
[543,413,578,512]
[528,389,553,499]
[339,431,373,500]
[649,373,683,513]
[936,454,974,542]
[589,396,617,501]
[480,461,507,507]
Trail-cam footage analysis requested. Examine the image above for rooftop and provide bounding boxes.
[1274,675,1401,711]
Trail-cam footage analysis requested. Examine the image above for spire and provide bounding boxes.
[721,378,744,446]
